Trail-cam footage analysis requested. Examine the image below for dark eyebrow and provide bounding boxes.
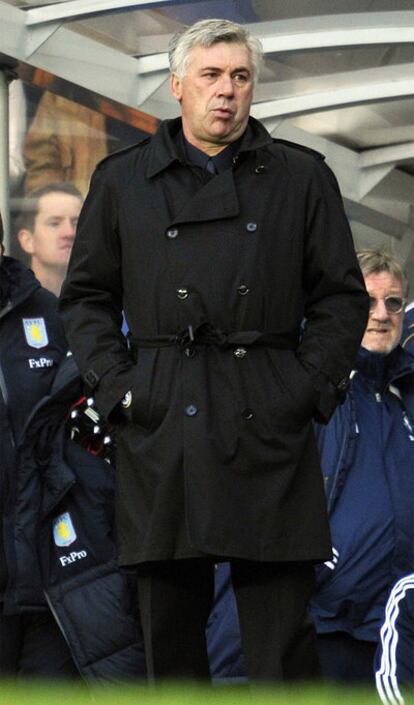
[200,65,251,74]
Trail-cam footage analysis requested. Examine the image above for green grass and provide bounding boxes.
[2,682,414,705]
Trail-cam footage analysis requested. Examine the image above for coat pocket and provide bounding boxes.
[130,348,169,430]
[266,349,317,427]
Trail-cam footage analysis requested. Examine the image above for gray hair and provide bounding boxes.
[357,248,408,296]
[169,18,263,83]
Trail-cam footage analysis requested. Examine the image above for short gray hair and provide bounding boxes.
[169,18,263,83]
[357,248,408,296]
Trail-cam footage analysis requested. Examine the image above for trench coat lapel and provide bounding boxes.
[171,169,240,225]
[146,118,240,225]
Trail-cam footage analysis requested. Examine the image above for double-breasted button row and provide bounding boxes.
[185,405,253,420]
[177,286,249,299]
[166,224,257,238]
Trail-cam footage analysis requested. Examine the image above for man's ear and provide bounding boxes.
[17,229,35,255]
[170,73,183,102]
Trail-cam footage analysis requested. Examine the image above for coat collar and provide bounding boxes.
[355,344,414,387]
[145,117,273,226]
[145,116,273,179]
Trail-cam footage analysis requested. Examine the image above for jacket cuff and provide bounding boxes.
[82,357,134,422]
[298,359,349,424]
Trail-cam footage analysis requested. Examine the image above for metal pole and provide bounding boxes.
[0,67,10,253]
[0,57,18,255]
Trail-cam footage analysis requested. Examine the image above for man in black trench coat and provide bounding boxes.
[60,18,369,682]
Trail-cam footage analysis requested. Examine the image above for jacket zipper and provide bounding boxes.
[327,386,359,514]
[0,360,16,450]
[43,589,85,681]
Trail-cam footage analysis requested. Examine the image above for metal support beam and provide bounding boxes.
[358,166,394,200]
[0,2,142,109]
[24,8,414,56]
[356,125,414,148]
[344,199,410,240]
[25,0,209,26]
[124,11,414,75]
[25,22,62,60]
[252,64,414,120]
[360,142,414,168]
[254,11,414,53]
[0,62,15,254]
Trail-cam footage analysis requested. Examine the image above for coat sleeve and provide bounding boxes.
[296,157,369,423]
[59,165,133,420]
[375,574,414,705]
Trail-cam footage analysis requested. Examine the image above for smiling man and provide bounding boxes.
[59,19,368,682]
[17,183,83,296]
[312,249,414,684]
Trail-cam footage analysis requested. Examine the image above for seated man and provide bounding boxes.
[0,211,74,678]
[16,183,83,296]
[1,213,144,680]
[312,249,414,683]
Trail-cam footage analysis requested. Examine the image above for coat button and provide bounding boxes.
[255,165,266,174]
[241,408,253,420]
[237,284,249,296]
[185,404,198,417]
[185,347,195,358]
[166,228,178,239]
[177,287,189,300]
[246,222,257,232]
[234,347,247,359]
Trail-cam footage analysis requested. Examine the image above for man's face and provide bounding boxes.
[361,271,405,354]
[170,41,254,154]
[19,191,82,271]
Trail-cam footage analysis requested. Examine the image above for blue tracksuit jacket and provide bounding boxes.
[312,345,414,642]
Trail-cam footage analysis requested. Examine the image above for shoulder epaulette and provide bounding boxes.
[270,138,325,161]
[96,135,151,169]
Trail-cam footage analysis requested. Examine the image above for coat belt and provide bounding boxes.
[129,322,297,356]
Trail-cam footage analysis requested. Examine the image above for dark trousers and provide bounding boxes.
[0,611,78,679]
[135,558,320,682]
[317,632,377,683]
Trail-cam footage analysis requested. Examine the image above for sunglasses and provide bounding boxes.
[369,296,406,315]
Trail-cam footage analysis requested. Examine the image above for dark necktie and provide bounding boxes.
[206,157,217,175]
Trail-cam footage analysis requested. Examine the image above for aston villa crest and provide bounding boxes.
[53,512,77,547]
[22,317,49,348]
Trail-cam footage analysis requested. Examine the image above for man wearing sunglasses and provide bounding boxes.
[311,248,414,684]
